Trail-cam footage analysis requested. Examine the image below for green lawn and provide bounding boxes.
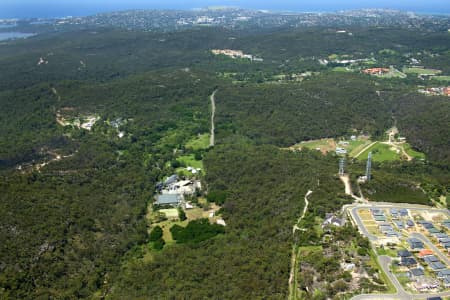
[431,75,450,82]
[347,140,371,157]
[332,67,353,72]
[185,134,210,150]
[403,67,441,75]
[160,208,179,218]
[358,143,401,162]
[376,247,397,257]
[178,154,204,170]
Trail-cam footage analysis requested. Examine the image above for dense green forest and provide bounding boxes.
[0,23,449,299]
[215,73,392,145]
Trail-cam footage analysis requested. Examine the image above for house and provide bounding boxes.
[371,208,384,216]
[341,262,356,271]
[390,209,399,219]
[438,237,450,243]
[434,233,448,239]
[164,174,178,186]
[409,238,424,250]
[428,227,440,234]
[409,268,425,279]
[401,257,417,267]
[386,231,399,237]
[419,249,433,257]
[335,147,347,155]
[394,220,404,229]
[155,194,183,206]
[436,269,450,279]
[418,221,434,229]
[399,208,408,216]
[379,223,394,233]
[443,277,450,288]
[362,68,390,75]
[374,215,386,222]
[444,87,450,96]
[322,214,344,228]
[429,261,446,271]
[398,250,412,258]
[423,255,440,264]
[414,277,439,291]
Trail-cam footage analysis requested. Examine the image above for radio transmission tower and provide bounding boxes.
[366,152,372,181]
[339,158,345,176]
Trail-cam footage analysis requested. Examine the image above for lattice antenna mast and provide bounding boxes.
[339,158,345,176]
[366,152,372,181]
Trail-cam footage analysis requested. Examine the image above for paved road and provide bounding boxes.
[209,90,217,147]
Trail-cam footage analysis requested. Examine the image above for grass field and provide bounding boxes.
[403,67,441,75]
[178,154,204,170]
[294,138,336,154]
[358,143,401,162]
[160,208,179,218]
[431,75,450,81]
[185,133,210,150]
[332,67,353,72]
[159,220,189,244]
[347,139,371,156]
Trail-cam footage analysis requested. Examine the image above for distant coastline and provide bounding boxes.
[0,4,449,19]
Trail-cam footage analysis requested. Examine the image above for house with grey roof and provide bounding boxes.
[437,269,450,279]
[429,261,446,271]
[408,238,424,250]
[164,174,178,186]
[409,268,425,279]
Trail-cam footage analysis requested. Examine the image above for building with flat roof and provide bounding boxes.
[155,194,183,206]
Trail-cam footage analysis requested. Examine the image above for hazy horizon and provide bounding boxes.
[0,0,449,19]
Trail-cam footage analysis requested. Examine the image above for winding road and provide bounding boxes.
[209,90,217,147]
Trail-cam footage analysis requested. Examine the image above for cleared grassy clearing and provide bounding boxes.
[431,75,450,81]
[178,154,203,170]
[332,66,353,72]
[359,143,401,162]
[403,67,441,75]
[160,208,179,219]
[293,138,336,154]
[348,139,371,157]
[185,133,210,150]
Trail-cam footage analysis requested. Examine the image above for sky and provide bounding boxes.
[0,0,449,18]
